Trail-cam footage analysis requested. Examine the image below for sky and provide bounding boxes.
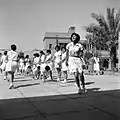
[0,0,120,51]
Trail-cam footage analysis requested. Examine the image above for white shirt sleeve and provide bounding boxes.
[66,42,72,50]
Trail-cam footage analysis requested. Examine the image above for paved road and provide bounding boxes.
[0,74,120,120]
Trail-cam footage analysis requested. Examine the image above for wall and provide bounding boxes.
[44,38,71,50]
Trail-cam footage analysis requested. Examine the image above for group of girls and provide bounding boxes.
[0,32,87,94]
[18,46,69,83]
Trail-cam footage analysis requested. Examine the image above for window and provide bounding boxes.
[49,44,52,49]
[59,43,67,48]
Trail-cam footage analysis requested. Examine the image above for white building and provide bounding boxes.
[43,32,71,50]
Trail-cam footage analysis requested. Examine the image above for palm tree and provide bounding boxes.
[85,8,120,71]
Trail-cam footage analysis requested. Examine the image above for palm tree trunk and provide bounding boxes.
[108,48,116,71]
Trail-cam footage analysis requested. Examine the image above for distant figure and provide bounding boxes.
[24,55,31,76]
[61,47,68,83]
[103,59,109,70]
[39,50,46,78]
[93,54,100,75]
[0,51,8,79]
[19,56,25,74]
[32,53,40,79]
[88,54,94,75]
[42,50,53,82]
[5,44,18,89]
[0,53,2,74]
[53,45,62,82]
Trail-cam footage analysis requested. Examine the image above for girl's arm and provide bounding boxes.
[0,57,3,64]
[45,56,53,63]
[66,50,69,66]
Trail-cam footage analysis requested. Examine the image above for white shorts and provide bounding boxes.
[68,57,83,74]
[5,61,18,72]
[0,62,7,70]
[62,62,68,71]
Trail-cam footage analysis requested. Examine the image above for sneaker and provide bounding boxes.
[82,88,87,94]
[57,78,60,82]
[9,83,14,89]
[78,88,82,94]
[4,76,7,80]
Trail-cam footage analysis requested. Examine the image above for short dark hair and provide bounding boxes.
[47,50,51,54]
[40,51,45,55]
[70,33,80,43]
[11,44,17,51]
[33,53,36,57]
[45,65,50,71]
[55,45,60,51]
[26,55,29,58]
[37,66,40,70]
[4,51,7,55]
[36,53,39,57]
[61,46,66,51]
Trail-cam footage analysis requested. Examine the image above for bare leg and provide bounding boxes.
[74,72,82,94]
[49,70,53,81]
[3,71,7,80]
[56,68,61,81]
[79,71,87,93]
[9,72,14,89]
[62,71,68,83]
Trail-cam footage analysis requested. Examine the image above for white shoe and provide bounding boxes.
[47,77,51,80]
[9,83,14,89]
[4,76,7,80]
[82,88,87,94]
[57,78,60,82]
[78,88,82,94]
[62,79,67,83]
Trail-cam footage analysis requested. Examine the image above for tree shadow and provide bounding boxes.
[15,83,40,89]
[14,76,26,79]
[85,82,95,85]
[0,89,120,120]
[87,88,101,93]
[14,79,33,82]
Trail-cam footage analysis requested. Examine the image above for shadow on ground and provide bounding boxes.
[0,88,120,120]
[15,82,40,89]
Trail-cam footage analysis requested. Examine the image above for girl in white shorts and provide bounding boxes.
[0,51,8,80]
[66,33,87,94]
[54,45,62,82]
[5,44,18,89]
[61,47,68,83]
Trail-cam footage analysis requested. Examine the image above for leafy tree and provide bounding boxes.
[85,8,120,70]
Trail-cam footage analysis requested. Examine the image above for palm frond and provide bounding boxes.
[114,9,120,29]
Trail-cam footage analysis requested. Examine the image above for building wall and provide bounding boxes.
[44,38,56,50]
[44,38,71,50]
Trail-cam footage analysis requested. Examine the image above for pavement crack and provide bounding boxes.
[16,88,49,120]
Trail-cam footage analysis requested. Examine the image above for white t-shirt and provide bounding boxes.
[54,51,62,63]
[33,57,40,64]
[40,55,45,63]
[7,50,18,61]
[45,54,52,63]
[66,42,83,57]
[62,52,66,62]
[20,58,24,63]
[1,55,7,63]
